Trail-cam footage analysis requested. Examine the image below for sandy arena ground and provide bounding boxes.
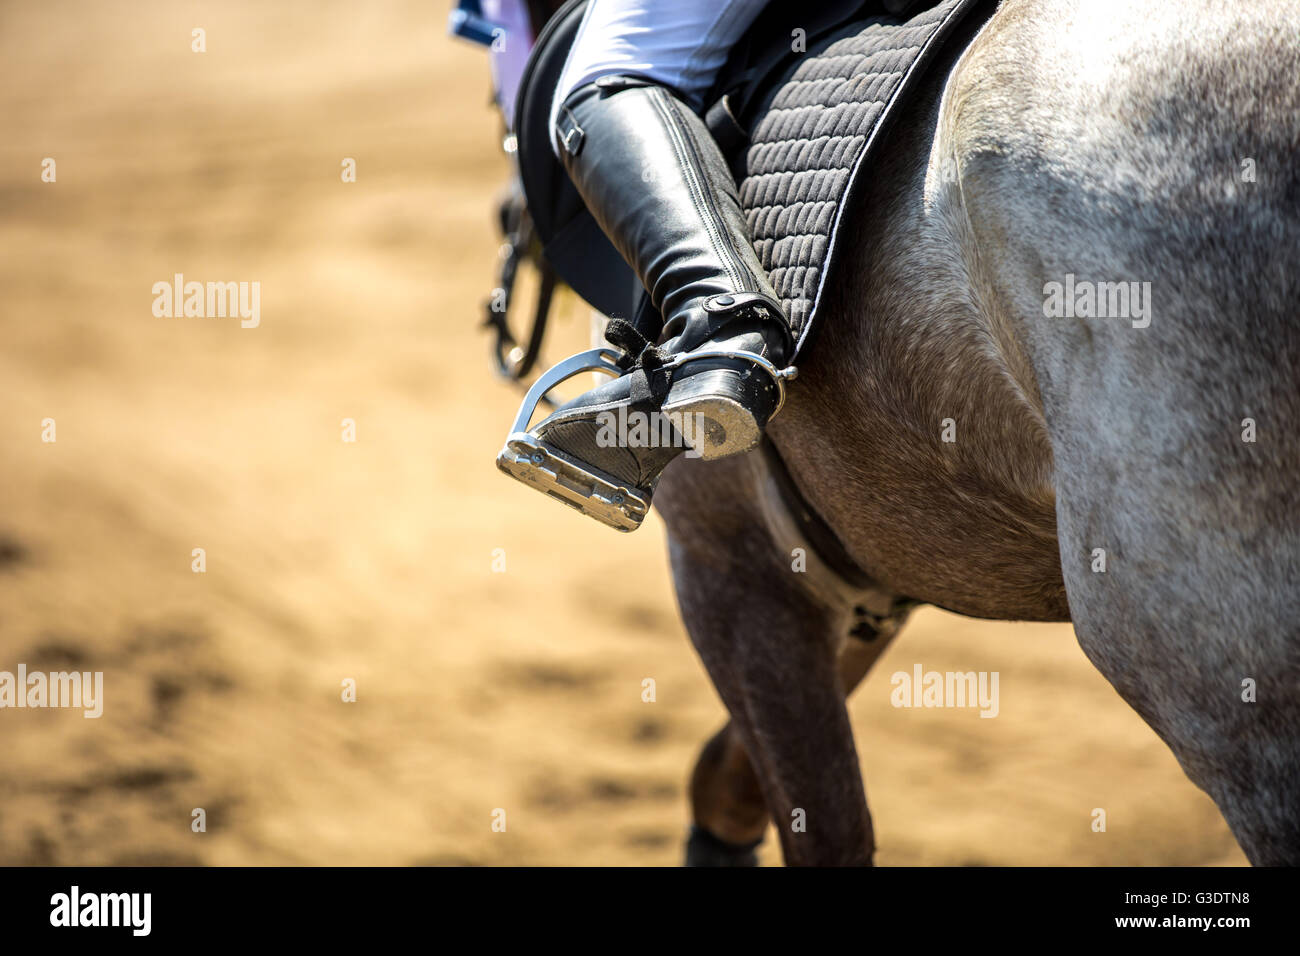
[0,0,1246,865]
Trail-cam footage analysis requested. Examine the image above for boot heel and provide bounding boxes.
[662,366,778,461]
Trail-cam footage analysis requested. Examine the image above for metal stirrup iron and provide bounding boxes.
[495,348,652,533]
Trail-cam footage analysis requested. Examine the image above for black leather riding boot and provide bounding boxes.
[497,77,797,531]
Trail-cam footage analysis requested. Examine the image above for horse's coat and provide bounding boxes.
[659,0,1300,865]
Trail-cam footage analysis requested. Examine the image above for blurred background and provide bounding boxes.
[0,0,1244,865]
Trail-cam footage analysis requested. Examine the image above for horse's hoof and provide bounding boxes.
[684,825,763,867]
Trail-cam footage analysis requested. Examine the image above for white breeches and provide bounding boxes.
[550,0,769,149]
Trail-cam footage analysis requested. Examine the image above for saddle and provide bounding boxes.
[513,0,992,357]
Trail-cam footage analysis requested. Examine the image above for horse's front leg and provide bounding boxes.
[659,454,906,866]
[685,627,907,865]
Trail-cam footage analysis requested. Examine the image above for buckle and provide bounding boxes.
[495,348,651,532]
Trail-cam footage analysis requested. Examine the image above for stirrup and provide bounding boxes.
[495,348,652,533]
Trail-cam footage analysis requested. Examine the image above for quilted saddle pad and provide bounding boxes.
[737,0,989,354]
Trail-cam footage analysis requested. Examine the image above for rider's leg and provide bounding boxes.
[548,0,770,146]
[514,0,795,520]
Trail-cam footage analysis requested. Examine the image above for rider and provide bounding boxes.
[474,0,795,522]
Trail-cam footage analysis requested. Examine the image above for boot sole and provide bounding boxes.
[662,367,775,461]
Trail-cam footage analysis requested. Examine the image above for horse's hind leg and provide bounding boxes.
[685,633,903,865]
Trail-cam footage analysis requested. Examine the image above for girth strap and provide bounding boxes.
[759,438,875,591]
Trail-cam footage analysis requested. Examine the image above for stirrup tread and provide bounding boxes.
[497,434,649,532]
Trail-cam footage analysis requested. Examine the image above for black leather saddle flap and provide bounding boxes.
[514,0,641,322]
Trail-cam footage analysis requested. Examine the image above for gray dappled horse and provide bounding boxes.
[651,0,1300,865]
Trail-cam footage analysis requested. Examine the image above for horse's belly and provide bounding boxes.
[771,412,1069,623]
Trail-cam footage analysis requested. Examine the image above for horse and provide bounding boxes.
[644,0,1300,865]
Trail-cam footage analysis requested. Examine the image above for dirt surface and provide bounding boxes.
[0,0,1245,866]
